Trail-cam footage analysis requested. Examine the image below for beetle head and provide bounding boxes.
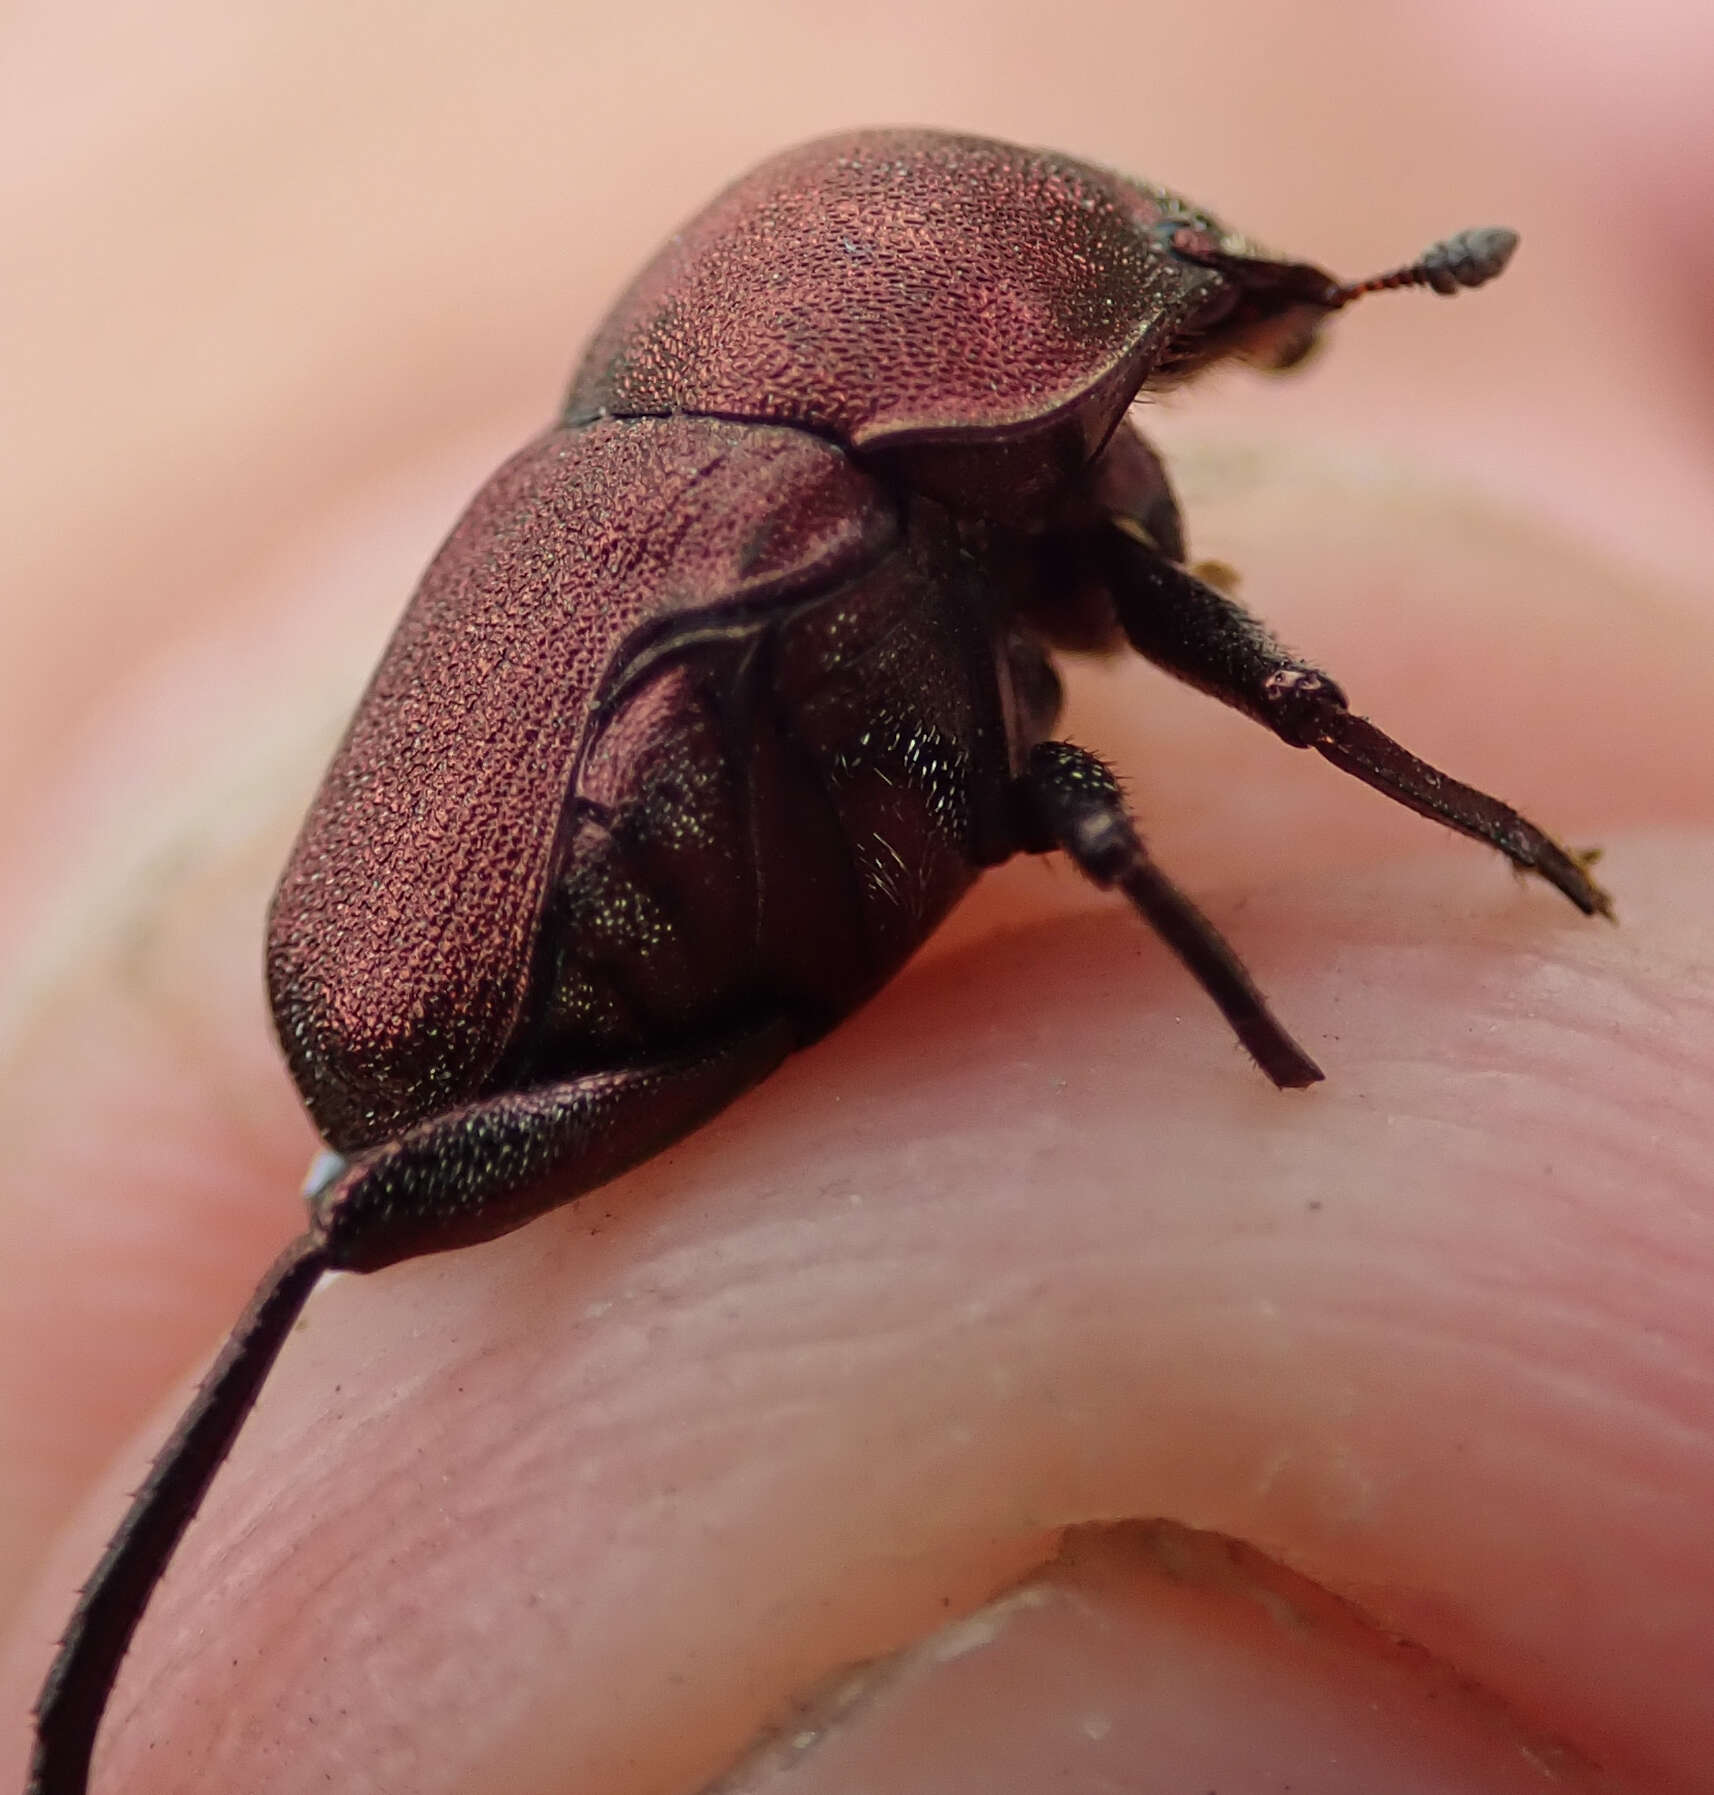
[1148,212,1520,384]
[567,132,1518,521]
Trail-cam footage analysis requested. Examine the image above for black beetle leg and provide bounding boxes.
[30,1020,793,1795]
[1013,740,1323,1089]
[311,1019,795,1273]
[31,1237,329,1795]
[1098,519,1613,918]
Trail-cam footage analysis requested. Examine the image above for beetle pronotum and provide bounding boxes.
[31,129,1609,1793]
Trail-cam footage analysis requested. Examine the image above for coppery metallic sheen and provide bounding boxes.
[268,417,890,1150]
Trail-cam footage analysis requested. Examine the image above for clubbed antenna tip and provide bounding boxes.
[1323,226,1519,309]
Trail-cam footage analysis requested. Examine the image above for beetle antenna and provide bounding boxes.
[1322,227,1519,308]
[31,1234,329,1795]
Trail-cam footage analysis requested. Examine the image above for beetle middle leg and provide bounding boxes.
[1092,516,1613,918]
[1012,740,1323,1089]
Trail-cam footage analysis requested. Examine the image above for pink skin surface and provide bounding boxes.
[2,4,1712,1793]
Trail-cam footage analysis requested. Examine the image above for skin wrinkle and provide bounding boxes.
[10,879,1714,1780]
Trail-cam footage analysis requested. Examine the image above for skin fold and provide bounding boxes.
[2,3,1711,1792]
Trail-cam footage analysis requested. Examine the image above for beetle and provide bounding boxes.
[30,127,1610,1793]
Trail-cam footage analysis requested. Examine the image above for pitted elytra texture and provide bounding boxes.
[268,416,892,1150]
[570,132,1215,447]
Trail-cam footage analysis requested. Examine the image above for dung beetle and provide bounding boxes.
[30,127,1610,1793]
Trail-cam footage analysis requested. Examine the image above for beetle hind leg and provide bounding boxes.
[1013,740,1323,1089]
[314,1019,796,1273]
[1096,521,1613,918]
[30,1236,330,1795]
[28,1020,797,1793]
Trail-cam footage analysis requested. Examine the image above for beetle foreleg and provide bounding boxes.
[1097,522,1613,918]
[1013,740,1323,1088]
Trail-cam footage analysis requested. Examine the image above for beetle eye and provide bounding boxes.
[1141,183,1224,240]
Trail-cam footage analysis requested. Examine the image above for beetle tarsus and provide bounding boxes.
[1305,708,1615,917]
[1017,740,1324,1089]
[29,1235,330,1795]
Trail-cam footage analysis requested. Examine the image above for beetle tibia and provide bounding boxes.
[1016,740,1325,1089]
[1100,534,1614,920]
